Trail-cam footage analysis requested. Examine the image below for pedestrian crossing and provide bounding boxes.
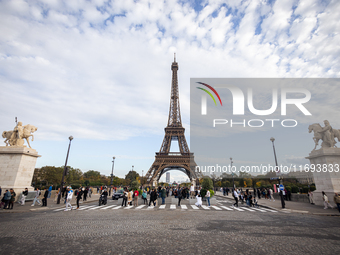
[53,204,279,213]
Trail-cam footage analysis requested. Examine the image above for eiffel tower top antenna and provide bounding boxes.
[168,53,181,127]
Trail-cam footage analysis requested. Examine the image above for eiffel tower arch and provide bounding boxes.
[145,55,199,186]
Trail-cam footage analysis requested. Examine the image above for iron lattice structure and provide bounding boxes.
[145,55,199,186]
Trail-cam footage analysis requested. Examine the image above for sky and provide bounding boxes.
[1,0,339,182]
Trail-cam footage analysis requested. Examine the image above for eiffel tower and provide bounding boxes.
[145,54,198,186]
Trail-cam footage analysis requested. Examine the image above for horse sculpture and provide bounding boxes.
[308,123,340,150]
[2,124,38,148]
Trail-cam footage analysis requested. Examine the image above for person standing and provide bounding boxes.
[42,187,48,207]
[8,189,16,210]
[127,189,133,206]
[0,186,2,197]
[133,189,139,207]
[269,188,274,201]
[54,188,60,202]
[232,189,239,207]
[206,189,211,207]
[47,185,53,198]
[160,187,166,205]
[178,188,183,207]
[322,191,333,209]
[31,188,41,206]
[308,190,315,205]
[83,187,88,201]
[142,190,148,205]
[76,188,83,209]
[3,190,11,209]
[122,188,128,207]
[65,187,73,211]
[190,184,195,199]
[333,193,340,213]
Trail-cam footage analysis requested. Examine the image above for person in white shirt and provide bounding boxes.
[206,190,211,207]
[195,195,202,207]
[190,184,195,199]
[233,189,239,207]
[65,187,73,211]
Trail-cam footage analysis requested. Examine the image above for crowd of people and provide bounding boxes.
[1,185,340,213]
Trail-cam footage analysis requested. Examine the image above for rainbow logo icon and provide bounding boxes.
[196,82,222,106]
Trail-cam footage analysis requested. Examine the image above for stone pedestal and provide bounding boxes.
[0,146,41,200]
[306,148,340,207]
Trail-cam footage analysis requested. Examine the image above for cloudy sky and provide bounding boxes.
[1,0,339,182]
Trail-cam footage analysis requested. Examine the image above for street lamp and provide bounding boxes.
[110,157,115,186]
[270,137,285,208]
[57,136,73,204]
[230,157,234,189]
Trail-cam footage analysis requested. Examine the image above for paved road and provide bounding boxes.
[0,196,340,254]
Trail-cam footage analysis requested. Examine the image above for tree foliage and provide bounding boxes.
[202,177,213,190]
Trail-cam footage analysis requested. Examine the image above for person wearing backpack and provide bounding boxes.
[142,190,148,205]
[3,190,11,209]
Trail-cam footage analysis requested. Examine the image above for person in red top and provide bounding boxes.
[133,189,139,207]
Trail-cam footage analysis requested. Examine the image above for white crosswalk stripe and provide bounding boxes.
[100,205,116,210]
[53,207,67,212]
[78,205,96,211]
[136,205,146,209]
[260,208,278,213]
[211,206,222,210]
[240,207,256,212]
[252,207,269,212]
[53,203,280,213]
[231,206,244,211]
[220,206,233,211]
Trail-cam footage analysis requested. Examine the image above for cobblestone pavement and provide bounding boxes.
[1,197,340,255]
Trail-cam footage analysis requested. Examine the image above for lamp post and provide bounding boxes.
[230,157,234,190]
[270,137,285,208]
[57,136,73,204]
[110,157,115,186]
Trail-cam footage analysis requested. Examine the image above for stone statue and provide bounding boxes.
[2,122,38,148]
[308,120,340,150]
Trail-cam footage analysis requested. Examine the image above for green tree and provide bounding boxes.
[131,180,140,190]
[202,177,213,190]
[125,170,139,185]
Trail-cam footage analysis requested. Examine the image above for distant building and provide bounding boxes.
[166,172,170,183]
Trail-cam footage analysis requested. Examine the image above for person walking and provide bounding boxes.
[88,187,92,198]
[133,189,139,207]
[308,190,315,205]
[20,188,28,205]
[76,187,83,209]
[65,187,73,211]
[269,188,275,201]
[232,189,239,207]
[149,188,157,206]
[206,189,211,207]
[334,193,340,213]
[190,184,195,199]
[178,188,183,207]
[31,188,41,206]
[142,190,148,205]
[42,187,48,207]
[322,191,333,209]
